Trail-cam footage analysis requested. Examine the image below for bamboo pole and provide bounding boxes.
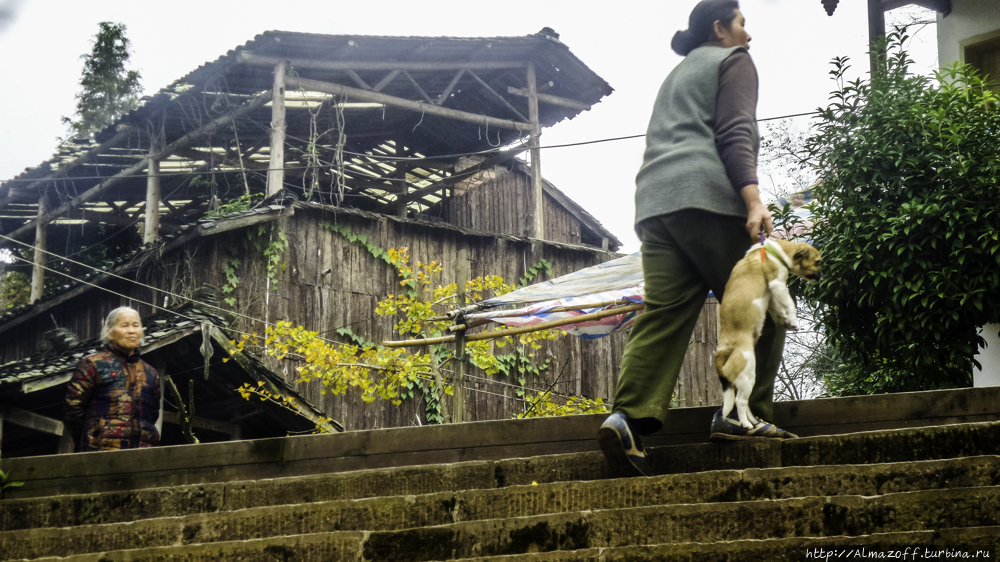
[268,60,287,196]
[384,303,643,348]
[446,298,636,327]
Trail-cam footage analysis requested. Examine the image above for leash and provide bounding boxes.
[760,227,766,262]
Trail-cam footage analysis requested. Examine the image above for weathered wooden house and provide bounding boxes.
[0,30,672,437]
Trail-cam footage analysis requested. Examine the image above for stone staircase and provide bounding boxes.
[2,388,1000,561]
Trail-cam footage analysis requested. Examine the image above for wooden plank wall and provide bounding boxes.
[442,168,583,245]
[0,208,723,431]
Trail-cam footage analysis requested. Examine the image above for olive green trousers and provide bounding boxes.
[613,210,785,434]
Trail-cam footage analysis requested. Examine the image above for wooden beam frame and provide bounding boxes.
[401,71,435,104]
[2,91,273,245]
[436,69,465,106]
[467,70,528,122]
[238,52,527,72]
[372,70,401,93]
[0,405,64,437]
[344,69,371,90]
[162,410,240,438]
[507,87,593,112]
[390,143,529,207]
[284,76,534,133]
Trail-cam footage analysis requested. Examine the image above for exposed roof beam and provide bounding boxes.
[284,76,533,133]
[507,87,593,112]
[1,91,273,246]
[0,126,137,207]
[391,144,529,207]
[238,52,528,72]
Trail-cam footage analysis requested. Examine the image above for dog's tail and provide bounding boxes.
[714,346,747,390]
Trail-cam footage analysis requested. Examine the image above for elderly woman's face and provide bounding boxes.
[108,310,143,352]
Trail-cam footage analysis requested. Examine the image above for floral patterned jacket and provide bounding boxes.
[64,344,161,452]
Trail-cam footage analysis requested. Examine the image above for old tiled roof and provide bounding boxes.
[0,299,339,433]
[0,303,224,389]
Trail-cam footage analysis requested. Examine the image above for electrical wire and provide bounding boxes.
[4,239,603,409]
[0,109,823,186]
[4,252,265,342]
[0,231,292,337]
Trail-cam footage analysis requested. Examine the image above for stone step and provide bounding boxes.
[12,490,1000,562]
[7,386,1000,501]
[4,473,1000,561]
[359,486,1000,561]
[454,526,1000,562]
[4,419,999,533]
[0,461,496,532]
[24,528,1000,562]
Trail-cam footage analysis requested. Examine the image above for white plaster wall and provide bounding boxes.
[937,0,1000,66]
[976,324,1000,387]
[938,1,1000,387]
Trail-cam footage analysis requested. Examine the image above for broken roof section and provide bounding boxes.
[0,297,339,457]
[0,29,613,239]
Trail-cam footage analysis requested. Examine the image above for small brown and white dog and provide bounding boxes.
[714,239,822,429]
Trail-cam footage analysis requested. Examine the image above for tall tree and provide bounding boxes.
[63,22,142,140]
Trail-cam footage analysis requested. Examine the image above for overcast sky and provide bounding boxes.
[0,0,938,253]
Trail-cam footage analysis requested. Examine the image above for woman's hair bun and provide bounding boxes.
[671,30,698,57]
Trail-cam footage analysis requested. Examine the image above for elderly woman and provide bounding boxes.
[65,306,161,452]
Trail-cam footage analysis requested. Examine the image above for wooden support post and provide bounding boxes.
[144,153,161,245]
[29,195,47,303]
[451,248,471,424]
[527,63,545,239]
[268,60,287,196]
[395,142,409,217]
[868,0,887,75]
[154,362,166,438]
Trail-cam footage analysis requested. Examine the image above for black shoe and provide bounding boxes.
[598,412,652,476]
[709,409,798,442]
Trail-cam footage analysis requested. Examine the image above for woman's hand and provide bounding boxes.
[740,184,773,240]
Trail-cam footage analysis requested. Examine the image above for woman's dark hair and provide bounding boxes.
[671,0,740,56]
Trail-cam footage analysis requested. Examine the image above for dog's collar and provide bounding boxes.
[749,241,793,270]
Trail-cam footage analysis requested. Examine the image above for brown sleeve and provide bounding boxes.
[714,49,759,190]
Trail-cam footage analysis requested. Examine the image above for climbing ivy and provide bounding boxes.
[252,223,607,422]
[220,223,287,308]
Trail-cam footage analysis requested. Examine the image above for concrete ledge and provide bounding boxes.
[2,386,999,499]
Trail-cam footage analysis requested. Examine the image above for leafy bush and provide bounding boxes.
[804,31,1000,394]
